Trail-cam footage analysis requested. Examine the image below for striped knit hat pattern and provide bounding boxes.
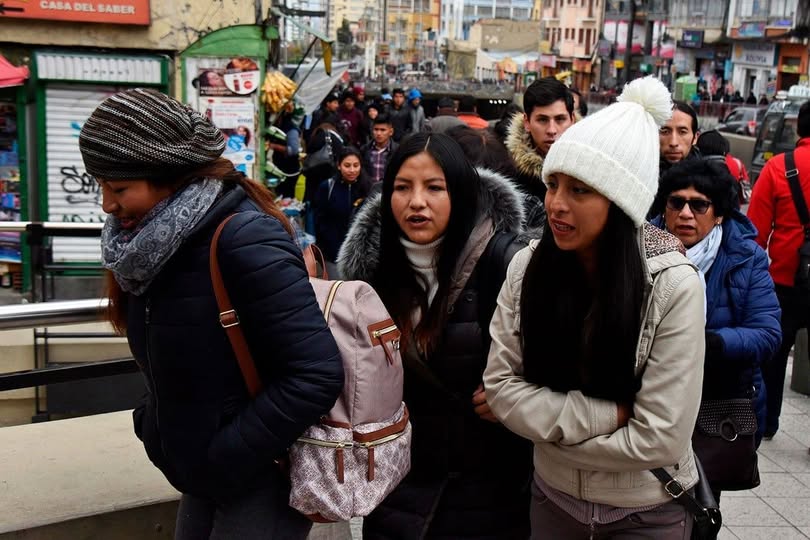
[79,88,225,181]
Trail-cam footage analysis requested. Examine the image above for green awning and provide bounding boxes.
[181,25,279,59]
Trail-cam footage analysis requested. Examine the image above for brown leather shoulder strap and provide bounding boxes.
[210,213,263,398]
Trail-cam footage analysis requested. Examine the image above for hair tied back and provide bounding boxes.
[616,76,673,127]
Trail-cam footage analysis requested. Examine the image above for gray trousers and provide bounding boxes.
[175,484,313,540]
[530,486,692,540]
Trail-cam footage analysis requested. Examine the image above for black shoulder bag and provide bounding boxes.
[652,456,722,540]
[784,151,810,298]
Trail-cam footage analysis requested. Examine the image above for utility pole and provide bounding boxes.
[255,0,263,24]
[622,0,637,86]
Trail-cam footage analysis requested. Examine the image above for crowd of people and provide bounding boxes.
[75,74,810,538]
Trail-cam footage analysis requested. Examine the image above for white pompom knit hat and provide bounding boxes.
[542,76,672,226]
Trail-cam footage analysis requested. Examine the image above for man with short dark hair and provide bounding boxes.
[748,100,810,441]
[361,114,398,183]
[389,88,412,142]
[659,101,700,177]
[505,76,575,198]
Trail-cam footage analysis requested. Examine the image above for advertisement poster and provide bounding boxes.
[0,102,21,263]
[201,97,256,173]
[197,57,260,97]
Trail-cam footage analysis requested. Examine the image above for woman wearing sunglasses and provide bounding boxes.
[650,158,781,500]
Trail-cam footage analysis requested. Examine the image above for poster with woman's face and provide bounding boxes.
[198,57,260,97]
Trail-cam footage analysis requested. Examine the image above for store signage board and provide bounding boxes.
[0,0,150,25]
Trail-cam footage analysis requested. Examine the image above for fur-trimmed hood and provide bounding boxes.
[505,112,545,186]
[337,167,526,283]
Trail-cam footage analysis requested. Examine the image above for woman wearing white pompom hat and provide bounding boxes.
[484,77,706,538]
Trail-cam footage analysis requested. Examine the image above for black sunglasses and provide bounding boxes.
[666,196,713,215]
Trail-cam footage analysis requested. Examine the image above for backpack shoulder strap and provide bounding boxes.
[784,151,810,232]
[477,231,521,342]
[210,213,263,398]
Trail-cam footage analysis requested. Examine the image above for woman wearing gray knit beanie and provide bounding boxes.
[484,77,709,538]
[79,88,343,539]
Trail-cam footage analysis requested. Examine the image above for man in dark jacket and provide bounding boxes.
[748,100,810,440]
[389,88,412,142]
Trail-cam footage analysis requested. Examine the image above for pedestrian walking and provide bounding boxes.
[79,88,343,539]
[484,77,706,539]
[338,133,532,539]
[650,158,781,499]
[748,100,810,441]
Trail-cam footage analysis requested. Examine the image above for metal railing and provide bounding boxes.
[0,299,137,393]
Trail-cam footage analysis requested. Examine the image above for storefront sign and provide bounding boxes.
[680,30,704,49]
[539,54,557,68]
[781,65,801,73]
[739,22,766,37]
[597,39,612,58]
[573,59,591,73]
[0,0,150,25]
[732,41,776,67]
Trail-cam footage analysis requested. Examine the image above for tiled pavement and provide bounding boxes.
[718,356,810,539]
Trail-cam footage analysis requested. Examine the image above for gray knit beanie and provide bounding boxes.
[79,88,226,181]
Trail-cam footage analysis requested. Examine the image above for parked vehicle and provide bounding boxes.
[716,106,766,136]
[750,86,810,183]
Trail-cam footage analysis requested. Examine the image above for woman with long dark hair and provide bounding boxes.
[79,88,343,539]
[338,133,533,538]
[313,145,372,274]
[485,78,706,538]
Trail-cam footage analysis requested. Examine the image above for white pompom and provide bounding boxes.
[616,76,673,127]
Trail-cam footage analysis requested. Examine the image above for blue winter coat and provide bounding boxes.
[127,185,343,501]
[652,212,781,438]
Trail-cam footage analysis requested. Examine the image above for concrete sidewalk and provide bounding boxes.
[719,355,810,539]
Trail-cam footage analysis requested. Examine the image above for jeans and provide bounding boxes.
[175,484,312,540]
[763,285,810,436]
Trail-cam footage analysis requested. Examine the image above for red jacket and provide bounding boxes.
[748,137,810,287]
[457,113,489,130]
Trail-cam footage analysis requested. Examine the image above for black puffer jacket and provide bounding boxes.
[338,169,533,539]
[128,185,343,502]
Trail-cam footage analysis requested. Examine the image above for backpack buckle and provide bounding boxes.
[219,310,240,328]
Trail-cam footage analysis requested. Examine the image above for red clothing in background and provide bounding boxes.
[748,137,810,287]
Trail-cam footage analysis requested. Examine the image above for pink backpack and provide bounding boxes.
[290,278,411,522]
[210,220,410,522]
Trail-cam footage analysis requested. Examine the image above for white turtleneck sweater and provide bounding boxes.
[400,236,442,312]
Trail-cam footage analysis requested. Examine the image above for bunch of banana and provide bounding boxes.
[261,71,297,113]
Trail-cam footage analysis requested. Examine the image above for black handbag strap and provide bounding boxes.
[784,151,810,240]
[650,466,714,519]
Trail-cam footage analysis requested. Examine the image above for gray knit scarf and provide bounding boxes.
[101,178,223,295]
